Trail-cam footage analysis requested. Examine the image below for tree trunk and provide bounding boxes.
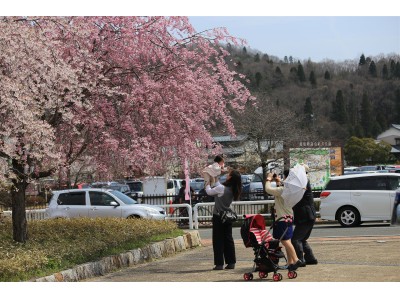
[11,179,28,243]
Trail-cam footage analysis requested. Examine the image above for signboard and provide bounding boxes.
[289,148,330,189]
[330,147,343,176]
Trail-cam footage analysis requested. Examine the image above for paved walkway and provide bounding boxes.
[84,233,400,282]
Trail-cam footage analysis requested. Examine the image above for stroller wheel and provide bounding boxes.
[288,271,297,279]
[258,271,268,279]
[273,273,282,281]
[243,273,253,281]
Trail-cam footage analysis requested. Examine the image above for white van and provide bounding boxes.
[320,173,400,227]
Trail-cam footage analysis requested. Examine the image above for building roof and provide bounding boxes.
[377,124,400,145]
[392,124,400,130]
[213,135,248,143]
[392,145,400,153]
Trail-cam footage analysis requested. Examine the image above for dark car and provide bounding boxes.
[190,180,205,202]
[90,182,134,198]
[125,180,143,200]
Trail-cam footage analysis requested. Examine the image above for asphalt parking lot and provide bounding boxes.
[84,232,400,282]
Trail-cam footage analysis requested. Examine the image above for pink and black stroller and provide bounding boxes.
[240,214,298,281]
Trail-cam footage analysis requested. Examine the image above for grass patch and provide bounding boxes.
[0,218,183,282]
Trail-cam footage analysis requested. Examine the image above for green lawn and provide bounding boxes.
[0,218,182,281]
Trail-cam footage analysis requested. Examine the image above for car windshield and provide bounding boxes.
[106,185,130,192]
[241,175,251,183]
[190,182,204,191]
[127,182,143,192]
[251,174,263,182]
[358,166,377,171]
[110,190,138,204]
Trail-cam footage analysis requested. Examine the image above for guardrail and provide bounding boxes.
[1,199,321,230]
[1,209,48,221]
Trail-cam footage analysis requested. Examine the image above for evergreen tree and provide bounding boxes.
[390,59,396,78]
[272,66,284,88]
[284,56,288,63]
[334,90,347,124]
[347,92,358,127]
[324,70,331,80]
[254,53,260,62]
[289,67,298,82]
[359,54,366,66]
[371,121,382,137]
[309,70,317,88]
[395,89,400,123]
[243,46,247,55]
[226,43,232,53]
[360,93,373,137]
[262,54,269,61]
[236,61,243,72]
[297,63,306,82]
[368,60,377,77]
[382,64,389,79]
[303,97,314,127]
[376,111,387,132]
[289,56,293,64]
[396,62,400,78]
[255,72,262,87]
[354,124,364,137]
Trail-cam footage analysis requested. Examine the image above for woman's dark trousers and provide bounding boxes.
[212,215,236,266]
[291,220,316,262]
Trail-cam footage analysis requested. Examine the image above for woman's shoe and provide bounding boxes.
[225,264,235,269]
[288,260,303,271]
[298,260,306,267]
[305,259,318,265]
[213,265,223,270]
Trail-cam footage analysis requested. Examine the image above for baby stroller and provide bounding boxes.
[240,213,298,281]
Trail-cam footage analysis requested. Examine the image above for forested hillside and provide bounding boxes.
[224,45,400,143]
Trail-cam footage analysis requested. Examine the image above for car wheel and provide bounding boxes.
[337,206,360,227]
[127,215,141,219]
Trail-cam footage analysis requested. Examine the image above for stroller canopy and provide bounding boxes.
[241,214,267,248]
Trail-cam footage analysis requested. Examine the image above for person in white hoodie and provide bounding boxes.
[201,155,225,187]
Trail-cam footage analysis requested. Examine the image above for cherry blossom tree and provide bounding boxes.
[0,17,251,242]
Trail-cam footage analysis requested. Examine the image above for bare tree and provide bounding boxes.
[234,93,318,164]
[233,93,319,195]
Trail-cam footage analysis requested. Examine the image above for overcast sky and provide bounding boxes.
[5,0,400,63]
[189,16,399,62]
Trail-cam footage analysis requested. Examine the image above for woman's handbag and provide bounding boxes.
[219,209,238,224]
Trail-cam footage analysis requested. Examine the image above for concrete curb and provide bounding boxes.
[32,230,202,282]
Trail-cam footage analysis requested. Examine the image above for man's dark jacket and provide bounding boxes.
[292,180,316,225]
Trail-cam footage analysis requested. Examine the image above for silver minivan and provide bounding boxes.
[320,173,400,227]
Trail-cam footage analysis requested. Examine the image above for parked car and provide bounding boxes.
[239,174,252,200]
[125,180,144,200]
[248,173,276,200]
[190,178,205,201]
[90,182,134,198]
[319,173,400,227]
[170,179,184,196]
[386,165,400,173]
[46,188,166,220]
